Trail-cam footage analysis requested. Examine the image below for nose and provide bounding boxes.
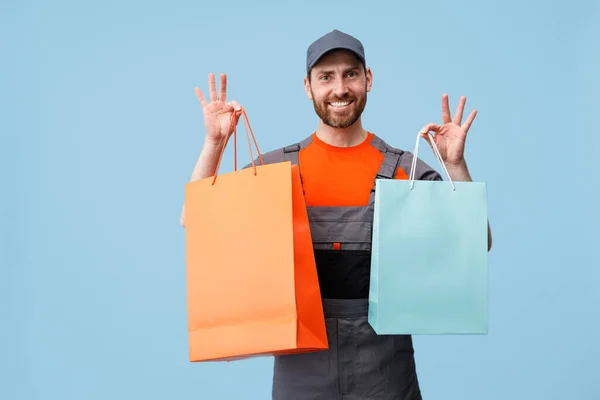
[332,77,349,98]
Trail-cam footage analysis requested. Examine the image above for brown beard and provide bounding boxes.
[311,90,367,129]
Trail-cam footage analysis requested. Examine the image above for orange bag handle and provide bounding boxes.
[212,108,264,185]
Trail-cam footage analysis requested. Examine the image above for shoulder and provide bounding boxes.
[370,133,442,181]
[369,133,405,156]
[242,134,314,169]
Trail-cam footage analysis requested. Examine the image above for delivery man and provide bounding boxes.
[181,29,492,400]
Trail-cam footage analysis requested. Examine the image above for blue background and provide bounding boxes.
[3,1,599,399]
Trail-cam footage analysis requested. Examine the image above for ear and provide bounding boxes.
[304,76,313,100]
[365,67,373,93]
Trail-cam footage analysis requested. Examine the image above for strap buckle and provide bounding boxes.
[283,144,301,153]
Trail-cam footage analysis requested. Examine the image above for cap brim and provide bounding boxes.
[307,46,365,72]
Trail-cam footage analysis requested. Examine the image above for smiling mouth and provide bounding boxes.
[328,100,353,108]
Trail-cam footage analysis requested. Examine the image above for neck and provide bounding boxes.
[315,118,368,148]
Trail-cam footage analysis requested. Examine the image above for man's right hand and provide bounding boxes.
[195,72,242,146]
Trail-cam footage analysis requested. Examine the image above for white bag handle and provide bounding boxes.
[409,132,455,191]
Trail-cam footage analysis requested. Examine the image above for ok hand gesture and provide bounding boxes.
[195,73,242,146]
[419,94,477,168]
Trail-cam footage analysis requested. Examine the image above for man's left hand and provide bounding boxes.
[419,94,477,168]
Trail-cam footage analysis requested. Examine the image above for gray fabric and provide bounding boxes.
[313,242,370,251]
[272,299,422,400]
[370,135,441,181]
[242,147,285,170]
[310,220,372,249]
[243,135,312,169]
[283,144,300,164]
[376,150,402,179]
[306,29,366,73]
[397,151,442,181]
[369,134,394,154]
[369,148,403,199]
[307,207,372,251]
[282,135,313,166]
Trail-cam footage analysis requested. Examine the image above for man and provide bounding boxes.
[182,29,492,400]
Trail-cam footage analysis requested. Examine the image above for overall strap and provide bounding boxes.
[371,147,403,193]
[283,143,301,165]
[282,135,313,165]
[282,142,306,192]
[368,147,403,210]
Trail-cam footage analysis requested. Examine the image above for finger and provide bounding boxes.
[419,131,437,150]
[453,96,466,125]
[462,109,477,133]
[227,101,243,130]
[419,123,442,151]
[194,87,208,108]
[208,72,217,102]
[441,93,452,124]
[219,73,227,102]
[228,100,242,114]
[419,123,442,137]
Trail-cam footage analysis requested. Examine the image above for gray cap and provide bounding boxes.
[306,29,365,74]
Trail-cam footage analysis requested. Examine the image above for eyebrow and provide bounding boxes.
[314,66,361,75]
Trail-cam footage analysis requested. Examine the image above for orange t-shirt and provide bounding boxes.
[298,132,408,207]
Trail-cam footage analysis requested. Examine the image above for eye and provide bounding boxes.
[347,71,357,78]
[319,75,330,81]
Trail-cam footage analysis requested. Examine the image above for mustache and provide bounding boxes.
[325,96,355,102]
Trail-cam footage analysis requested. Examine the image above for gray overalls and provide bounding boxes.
[247,134,439,400]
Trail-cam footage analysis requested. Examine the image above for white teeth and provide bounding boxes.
[330,101,350,107]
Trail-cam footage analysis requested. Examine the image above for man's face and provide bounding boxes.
[304,49,372,129]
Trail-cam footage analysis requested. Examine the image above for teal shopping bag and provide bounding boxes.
[368,133,488,335]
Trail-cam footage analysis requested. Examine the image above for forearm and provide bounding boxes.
[446,160,493,251]
[445,160,472,182]
[188,138,227,182]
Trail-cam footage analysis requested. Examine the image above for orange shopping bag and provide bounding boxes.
[184,109,328,362]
